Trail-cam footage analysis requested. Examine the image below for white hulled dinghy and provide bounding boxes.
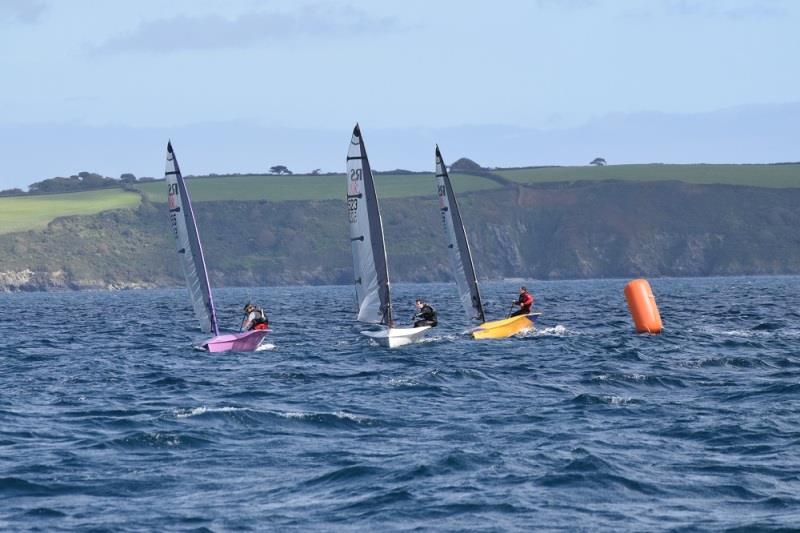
[435,145,540,339]
[347,125,431,348]
[165,141,268,352]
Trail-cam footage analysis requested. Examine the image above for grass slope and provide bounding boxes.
[3,164,799,235]
[135,172,499,202]
[497,163,800,188]
[0,188,141,235]
[5,182,800,290]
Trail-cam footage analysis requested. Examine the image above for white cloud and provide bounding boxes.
[90,3,405,55]
[0,0,47,25]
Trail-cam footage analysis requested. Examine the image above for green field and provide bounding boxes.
[497,163,800,188]
[135,172,500,203]
[3,164,799,235]
[0,188,141,235]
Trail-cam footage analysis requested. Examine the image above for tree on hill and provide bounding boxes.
[0,188,24,197]
[269,165,293,175]
[590,157,607,166]
[310,168,321,176]
[450,157,484,173]
[120,173,137,183]
[28,172,120,194]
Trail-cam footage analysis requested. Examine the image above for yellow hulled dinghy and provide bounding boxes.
[470,313,542,340]
[434,146,540,339]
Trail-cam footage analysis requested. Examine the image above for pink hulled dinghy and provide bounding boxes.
[165,141,268,352]
[201,330,270,353]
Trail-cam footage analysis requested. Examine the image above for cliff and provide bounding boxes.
[1,180,799,291]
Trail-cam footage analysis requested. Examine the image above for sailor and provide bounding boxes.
[413,299,438,328]
[510,286,534,317]
[242,303,269,331]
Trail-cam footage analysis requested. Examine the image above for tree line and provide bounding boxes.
[0,172,158,197]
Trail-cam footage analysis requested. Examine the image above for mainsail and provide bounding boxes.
[165,141,219,335]
[435,146,485,324]
[347,124,393,325]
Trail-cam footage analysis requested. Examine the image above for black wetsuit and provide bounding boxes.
[413,304,438,328]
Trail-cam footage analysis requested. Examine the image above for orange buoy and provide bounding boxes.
[624,279,663,334]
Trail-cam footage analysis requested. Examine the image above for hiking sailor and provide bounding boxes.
[413,299,438,328]
[510,286,534,317]
[242,303,269,331]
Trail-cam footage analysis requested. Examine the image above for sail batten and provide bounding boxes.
[347,125,393,325]
[165,142,219,336]
[436,146,485,324]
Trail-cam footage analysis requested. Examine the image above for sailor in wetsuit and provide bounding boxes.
[510,286,534,317]
[413,299,438,328]
[241,303,269,331]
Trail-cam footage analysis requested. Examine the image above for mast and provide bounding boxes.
[436,145,485,324]
[165,141,219,335]
[346,124,393,325]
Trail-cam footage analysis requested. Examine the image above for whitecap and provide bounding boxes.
[606,395,633,405]
[174,406,248,419]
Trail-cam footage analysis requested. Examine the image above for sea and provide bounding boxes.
[1,277,799,531]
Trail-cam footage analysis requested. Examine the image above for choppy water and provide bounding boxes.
[1,277,799,531]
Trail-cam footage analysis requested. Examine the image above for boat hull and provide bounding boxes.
[361,326,432,348]
[201,330,269,353]
[471,313,541,339]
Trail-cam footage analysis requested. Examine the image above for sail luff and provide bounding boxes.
[436,146,485,324]
[166,141,219,336]
[346,124,393,325]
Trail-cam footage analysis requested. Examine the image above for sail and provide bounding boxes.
[346,124,393,325]
[435,146,485,324]
[165,141,219,335]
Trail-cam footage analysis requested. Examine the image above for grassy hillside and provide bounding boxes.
[4,182,800,291]
[3,164,799,236]
[497,163,800,188]
[135,172,500,202]
[0,188,140,235]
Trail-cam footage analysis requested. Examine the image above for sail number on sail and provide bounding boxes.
[348,168,362,223]
[167,182,180,243]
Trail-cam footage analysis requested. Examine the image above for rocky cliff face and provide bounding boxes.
[1,181,800,291]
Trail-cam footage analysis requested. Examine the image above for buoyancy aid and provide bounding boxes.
[249,308,269,330]
[517,292,533,313]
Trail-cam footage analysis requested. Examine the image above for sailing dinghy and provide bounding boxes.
[347,125,432,348]
[435,145,541,339]
[165,141,268,352]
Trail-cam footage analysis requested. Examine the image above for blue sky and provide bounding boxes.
[1,0,798,188]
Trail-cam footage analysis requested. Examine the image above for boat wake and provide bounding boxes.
[417,333,460,344]
[531,324,570,336]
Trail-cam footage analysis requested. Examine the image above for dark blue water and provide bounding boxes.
[2,277,799,531]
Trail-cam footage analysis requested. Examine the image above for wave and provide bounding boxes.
[302,464,385,488]
[174,406,250,419]
[536,449,664,496]
[105,431,211,449]
[588,372,688,388]
[273,409,377,427]
[0,477,79,498]
[570,393,642,406]
[170,405,380,430]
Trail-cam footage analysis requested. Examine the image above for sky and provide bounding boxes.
[1,0,799,188]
